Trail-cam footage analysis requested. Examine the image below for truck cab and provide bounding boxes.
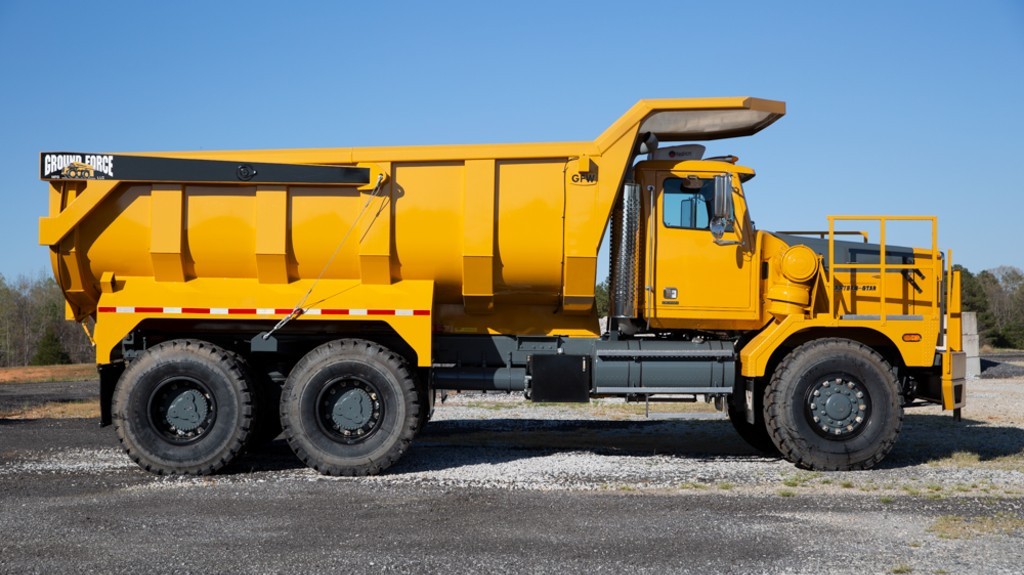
[634,158,763,330]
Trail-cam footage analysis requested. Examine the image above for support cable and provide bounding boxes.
[261,173,385,340]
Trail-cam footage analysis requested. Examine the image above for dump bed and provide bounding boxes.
[39,98,785,364]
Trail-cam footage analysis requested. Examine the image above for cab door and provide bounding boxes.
[645,171,760,329]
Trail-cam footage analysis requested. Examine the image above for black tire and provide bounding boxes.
[765,338,903,471]
[280,339,419,476]
[241,360,283,446]
[415,380,432,435]
[112,339,254,475]
[727,380,779,455]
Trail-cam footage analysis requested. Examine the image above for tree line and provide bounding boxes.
[0,273,94,366]
[959,265,1024,349]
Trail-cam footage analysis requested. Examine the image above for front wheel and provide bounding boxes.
[765,339,903,471]
[280,339,420,476]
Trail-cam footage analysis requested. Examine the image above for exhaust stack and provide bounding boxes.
[610,182,642,320]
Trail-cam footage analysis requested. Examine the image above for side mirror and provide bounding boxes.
[711,173,733,241]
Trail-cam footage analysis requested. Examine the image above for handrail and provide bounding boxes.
[826,216,940,324]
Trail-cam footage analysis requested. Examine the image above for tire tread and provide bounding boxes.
[764,338,903,471]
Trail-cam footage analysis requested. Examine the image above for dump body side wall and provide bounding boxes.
[72,164,569,306]
[43,135,641,364]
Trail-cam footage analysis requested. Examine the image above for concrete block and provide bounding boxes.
[966,356,981,379]
[962,312,978,335]
[963,334,980,357]
[962,312,980,379]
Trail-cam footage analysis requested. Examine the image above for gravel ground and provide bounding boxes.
[1,373,1022,574]
[980,358,1024,379]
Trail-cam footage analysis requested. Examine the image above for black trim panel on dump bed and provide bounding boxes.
[40,152,370,186]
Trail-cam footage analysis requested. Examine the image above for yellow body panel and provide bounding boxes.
[91,278,434,365]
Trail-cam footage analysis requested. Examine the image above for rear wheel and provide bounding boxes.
[765,338,902,471]
[113,339,254,475]
[280,339,419,476]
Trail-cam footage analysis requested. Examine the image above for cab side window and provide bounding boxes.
[663,177,715,230]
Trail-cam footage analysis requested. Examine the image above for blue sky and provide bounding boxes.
[1,1,1022,281]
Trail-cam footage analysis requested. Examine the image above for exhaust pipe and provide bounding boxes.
[610,182,641,320]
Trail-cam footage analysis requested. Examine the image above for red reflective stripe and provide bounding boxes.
[95,307,432,316]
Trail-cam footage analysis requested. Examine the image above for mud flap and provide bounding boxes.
[941,350,966,414]
[98,362,124,427]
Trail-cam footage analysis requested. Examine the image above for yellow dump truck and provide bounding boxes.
[39,97,965,476]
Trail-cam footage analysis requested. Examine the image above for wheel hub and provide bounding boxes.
[149,378,216,443]
[318,379,383,443]
[807,376,870,439]
[333,388,373,430]
[166,389,208,431]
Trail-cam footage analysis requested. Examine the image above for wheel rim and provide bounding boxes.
[805,374,872,439]
[148,376,217,444]
[316,377,384,444]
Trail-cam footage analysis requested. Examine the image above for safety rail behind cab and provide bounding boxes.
[825,215,941,324]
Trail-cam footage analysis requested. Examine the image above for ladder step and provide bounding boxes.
[595,386,732,395]
[596,349,734,359]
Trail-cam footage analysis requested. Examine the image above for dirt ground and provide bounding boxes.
[0,363,96,384]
